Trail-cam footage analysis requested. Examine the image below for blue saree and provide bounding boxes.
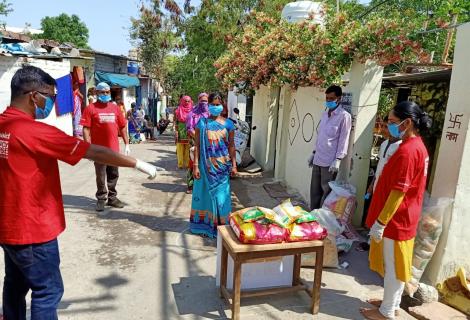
[189,118,235,238]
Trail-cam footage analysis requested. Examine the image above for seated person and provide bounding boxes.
[143,115,154,140]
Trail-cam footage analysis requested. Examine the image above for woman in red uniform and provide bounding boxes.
[361,101,432,320]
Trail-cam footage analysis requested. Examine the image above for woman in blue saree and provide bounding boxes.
[189,93,237,238]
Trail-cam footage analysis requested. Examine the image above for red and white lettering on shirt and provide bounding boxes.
[80,102,126,152]
[366,136,429,241]
[0,107,90,244]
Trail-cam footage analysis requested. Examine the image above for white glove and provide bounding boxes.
[135,159,163,179]
[307,153,315,168]
[329,158,341,173]
[369,221,386,242]
[124,144,131,156]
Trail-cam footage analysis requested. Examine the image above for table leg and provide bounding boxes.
[232,259,242,320]
[220,242,228,298]
[311,246,324,315]
[292,254,301,286]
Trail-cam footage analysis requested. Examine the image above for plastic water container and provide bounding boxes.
[127,62,139,75]
[281,1,324,25]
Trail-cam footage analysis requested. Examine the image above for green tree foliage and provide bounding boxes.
[0,0,12,27]
[38,13,89,48]
[133,0,470,100]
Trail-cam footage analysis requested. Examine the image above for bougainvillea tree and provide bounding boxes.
[215,11,428,93]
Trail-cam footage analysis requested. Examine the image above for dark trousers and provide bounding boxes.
[310,164,336,210]
[2,239,64,320]
[94,162,119,201]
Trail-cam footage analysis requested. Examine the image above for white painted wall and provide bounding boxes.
[250,85,271,169]
[424,22,470,284]
[0,56,73,135]
[278,87,325,202]
[343,60,384,225]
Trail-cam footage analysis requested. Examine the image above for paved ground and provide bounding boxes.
[0,134,416,319]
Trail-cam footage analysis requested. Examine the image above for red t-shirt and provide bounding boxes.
[80,102,126,152]
[366,136,429,241]
[0,107,90,244]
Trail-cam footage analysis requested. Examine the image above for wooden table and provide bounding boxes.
[218,225,324,320]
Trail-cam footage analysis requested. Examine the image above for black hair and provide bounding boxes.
[208,92,223,104]
[144,115,150,120]
[393,101,432,132]
[325,85,342,97]
[233,108,240,114]
[11,65,56,100]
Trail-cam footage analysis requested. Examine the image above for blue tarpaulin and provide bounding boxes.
[95,71,140,88]
[55,74,73,116]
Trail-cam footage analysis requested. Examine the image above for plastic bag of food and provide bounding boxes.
[323,181,356,219]
[301,235,339,268]
[262,201,301,228]
[322,181,358,240]
[294,206,317,223]
[287,221,327,242]
[233,207,265,222]
[229,214,287,244]
[405,195,452,295]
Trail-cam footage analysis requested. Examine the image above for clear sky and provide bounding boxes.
[5,0,145,56]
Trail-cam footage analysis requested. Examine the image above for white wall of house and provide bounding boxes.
[424,22,470,284]
[250,85,271,169]
[0,56,73,135]
[343,60,384,225]
[275,86,325,202]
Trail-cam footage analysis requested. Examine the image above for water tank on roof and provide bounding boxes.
[281,1,324,25]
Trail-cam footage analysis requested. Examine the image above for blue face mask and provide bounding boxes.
[98,94,111,103]
[325,101,337,109]
[35,94,55,119]
[387,120,406,139]
[208,104,223,116]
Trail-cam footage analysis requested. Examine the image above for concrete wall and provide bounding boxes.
[251,85,275,170]
[0,56,73,135]
[425,22,470,284]
[343,60,384,225]
[275,87,325,202]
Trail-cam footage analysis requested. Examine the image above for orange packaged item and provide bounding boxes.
[288,221,328,242]
[229,214,288,244]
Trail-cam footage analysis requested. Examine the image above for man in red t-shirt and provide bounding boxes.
[80,82,130,211]
[0,66,159,320]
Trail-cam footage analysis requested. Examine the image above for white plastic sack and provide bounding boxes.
[322,181,359,240]
[315,208,344,237]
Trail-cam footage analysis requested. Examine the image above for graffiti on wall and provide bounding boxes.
[288,99,315,145]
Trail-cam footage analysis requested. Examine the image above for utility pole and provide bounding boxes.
[337,0,340,13]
